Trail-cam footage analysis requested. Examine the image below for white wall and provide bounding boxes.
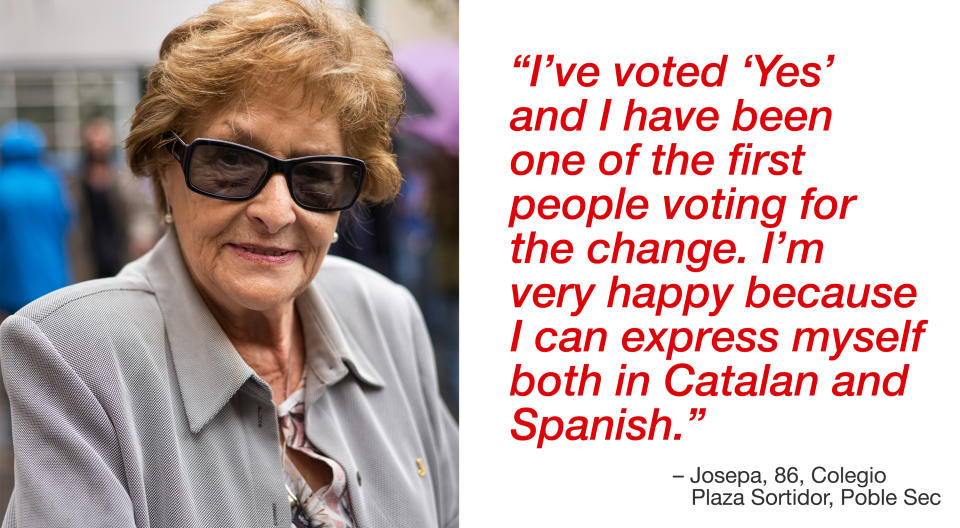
[0,0,457,66]
[0,0,215,65]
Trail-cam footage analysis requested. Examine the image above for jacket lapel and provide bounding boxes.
[140,229,256,434]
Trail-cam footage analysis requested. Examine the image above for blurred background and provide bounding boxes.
[0,0,458,514]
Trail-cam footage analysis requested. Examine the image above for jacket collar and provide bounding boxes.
[138,229,384,434]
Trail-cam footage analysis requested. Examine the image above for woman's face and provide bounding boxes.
[160,90,342,315]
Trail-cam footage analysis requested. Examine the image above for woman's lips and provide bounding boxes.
[227,243,298,264]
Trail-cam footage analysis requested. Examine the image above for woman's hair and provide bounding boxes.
[125,0,403,214]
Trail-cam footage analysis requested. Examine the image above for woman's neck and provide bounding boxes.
[203,296,306,407]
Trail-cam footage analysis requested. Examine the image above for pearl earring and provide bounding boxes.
[332,231,339,243]
[164,206,173,224]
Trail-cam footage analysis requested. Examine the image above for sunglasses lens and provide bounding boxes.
[290,160,363,210]
[189,143,268,198]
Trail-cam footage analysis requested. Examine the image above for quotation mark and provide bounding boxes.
[514,55,531,68]
[689,408,707,421]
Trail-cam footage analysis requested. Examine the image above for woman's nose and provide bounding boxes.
[246,173,296,233]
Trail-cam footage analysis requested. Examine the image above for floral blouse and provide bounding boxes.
[277,379,355,528]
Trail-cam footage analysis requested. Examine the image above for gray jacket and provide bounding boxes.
[0,230,458,527]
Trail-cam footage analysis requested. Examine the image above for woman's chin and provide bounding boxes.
[211,275,306,314]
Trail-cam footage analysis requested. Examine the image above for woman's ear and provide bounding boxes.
[157,163,175,199]
[153,165,174,219]
[157,163,170,188]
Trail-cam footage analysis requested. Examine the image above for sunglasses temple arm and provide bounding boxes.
[166,133,187,163]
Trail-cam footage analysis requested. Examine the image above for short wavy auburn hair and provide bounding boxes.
[125,0,403,214]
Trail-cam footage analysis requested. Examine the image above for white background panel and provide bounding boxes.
[461,1,959,526]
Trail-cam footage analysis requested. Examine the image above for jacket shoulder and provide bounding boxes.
[314,255,413,309]
[4,273,162,374]
[0,273,167,423]
[13,273,155,326]
[312,256,424,372]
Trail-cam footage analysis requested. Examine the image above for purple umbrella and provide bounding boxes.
[394,41,458,156]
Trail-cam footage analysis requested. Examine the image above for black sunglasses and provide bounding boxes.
[166,132,365,212]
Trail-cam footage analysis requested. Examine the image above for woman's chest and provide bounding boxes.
[118,373,438,528]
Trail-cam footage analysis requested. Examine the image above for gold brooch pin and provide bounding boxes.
[416,458,426,477]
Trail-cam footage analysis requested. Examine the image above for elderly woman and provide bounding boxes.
[0,1,457,527]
